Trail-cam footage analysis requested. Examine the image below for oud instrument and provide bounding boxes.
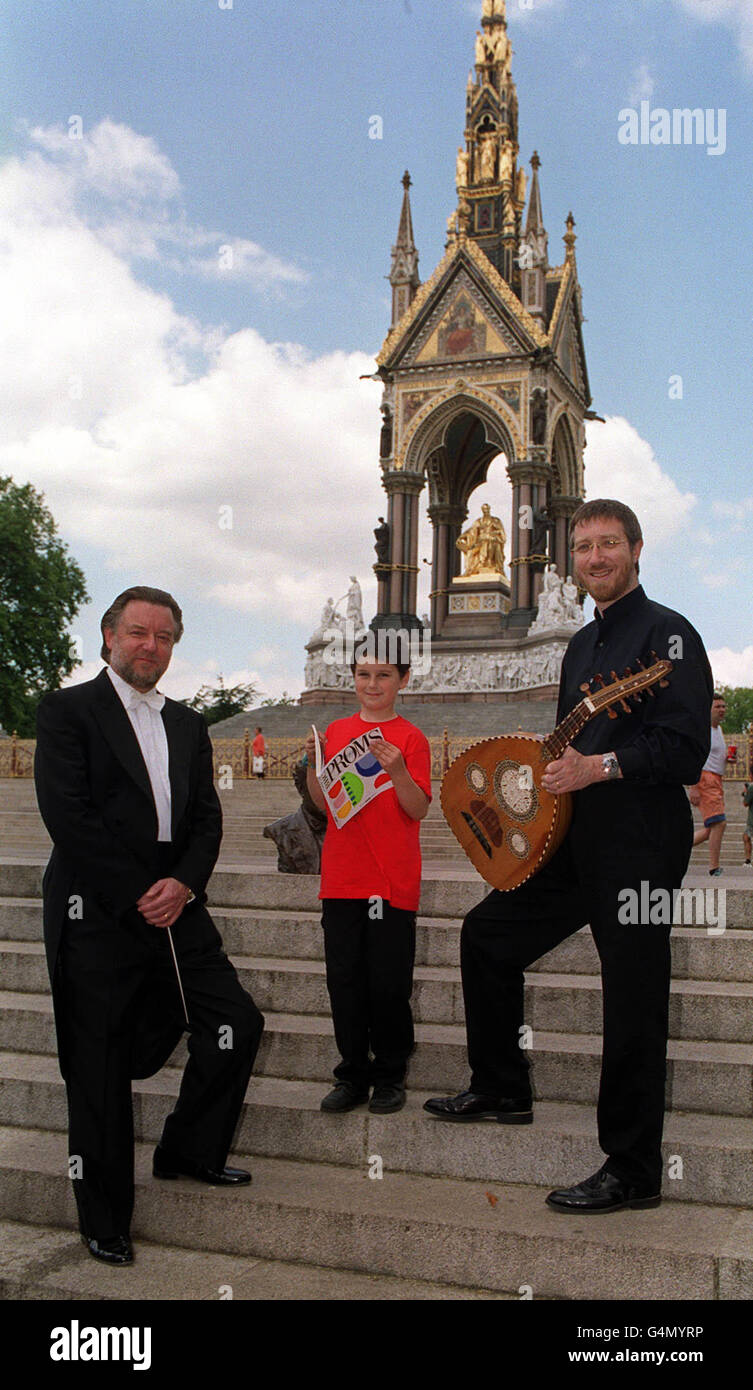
[440,656,672,892]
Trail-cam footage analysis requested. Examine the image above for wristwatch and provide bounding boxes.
[601,752,621,781]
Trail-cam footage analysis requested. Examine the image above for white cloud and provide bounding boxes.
[628,62,656,106]
[674,0,753,71]
[29,119,181,202]
[583,416,696,542]
[0,123,380,646]
[20,119,307,291]
[712,496,753,530]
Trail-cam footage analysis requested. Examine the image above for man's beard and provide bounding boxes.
[111,654,163,691]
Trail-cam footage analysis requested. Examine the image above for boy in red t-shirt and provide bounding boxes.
[304,659,431,1114]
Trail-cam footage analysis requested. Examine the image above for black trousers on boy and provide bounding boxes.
[321,897,416,1089]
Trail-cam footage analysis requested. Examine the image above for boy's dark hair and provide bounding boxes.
[100,586,183,660]
[351,660,410,677]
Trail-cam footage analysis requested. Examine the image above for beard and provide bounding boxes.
[110,653,165,691]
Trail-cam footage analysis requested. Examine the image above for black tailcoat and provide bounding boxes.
[35,667,222,1077]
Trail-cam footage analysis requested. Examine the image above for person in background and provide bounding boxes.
[252,726,266,779]
[742,781,753,868]
[689,693,727,877]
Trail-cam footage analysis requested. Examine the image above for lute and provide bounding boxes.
[440,656,672,892]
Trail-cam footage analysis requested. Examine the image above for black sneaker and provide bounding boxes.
[369,1084,406,1114]
[320,1083,369,1113]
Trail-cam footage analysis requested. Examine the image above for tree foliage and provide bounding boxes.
[260,691,297,707]
[0,476,89,736]
[719,686,753,735]
[186,675,259,726]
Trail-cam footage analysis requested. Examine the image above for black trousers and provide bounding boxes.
[58,900,264,1239]
[460,804,693,1193]
[321,898,416,1088]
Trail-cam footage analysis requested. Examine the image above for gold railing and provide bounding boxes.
[0,737,35,778]
[2,730,751,782]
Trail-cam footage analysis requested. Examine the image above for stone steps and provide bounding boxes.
[2,1056,752,1209]
[4,941,753,1041]
[0,1218,514,1301]
[3,994,752,1116]
[2,1127,751,1301]
[1,853,751,1300]
[4,897,753,973]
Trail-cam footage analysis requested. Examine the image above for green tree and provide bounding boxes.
[260,691,297,707]
[719,686,753,734]
[0,476,89,736]
[186,675,259,726]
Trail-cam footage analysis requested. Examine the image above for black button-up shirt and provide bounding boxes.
[557,584,713,787]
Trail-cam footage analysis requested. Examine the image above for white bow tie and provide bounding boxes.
[128,690,164,712]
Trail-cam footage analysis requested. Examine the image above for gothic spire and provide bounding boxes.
[454,0,522,284]
[389,171,420,327]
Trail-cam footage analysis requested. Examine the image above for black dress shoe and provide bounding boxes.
[546,1166,661,1214]
[423,1089,533,1124]
[369,1083,406,1114]
[81,1234,133,1265]
[320,1082,370,1113]
[153,1144,251,1185]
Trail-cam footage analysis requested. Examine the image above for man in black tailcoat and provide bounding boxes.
[35,585,264,1265]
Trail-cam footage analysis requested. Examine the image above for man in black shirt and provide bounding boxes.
[425,499,713,1212]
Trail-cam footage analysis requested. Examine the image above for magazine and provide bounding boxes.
[312,723,393,829]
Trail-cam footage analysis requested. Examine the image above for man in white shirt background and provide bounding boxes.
[35,587,264,1266]
[689,693,727,876]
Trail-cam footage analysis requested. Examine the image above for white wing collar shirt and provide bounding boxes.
[106,664,172,841]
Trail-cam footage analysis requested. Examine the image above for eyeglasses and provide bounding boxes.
[571,537,628,557]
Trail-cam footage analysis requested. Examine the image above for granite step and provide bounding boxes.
[0,1217,513,1301]
[1,1127,751,1300]
[3,943,751,1041]
[2,865,750,928]
[4,908,752,978]
[2,1054,752,1209]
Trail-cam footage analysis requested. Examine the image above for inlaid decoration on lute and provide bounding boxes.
[440,656,672,891]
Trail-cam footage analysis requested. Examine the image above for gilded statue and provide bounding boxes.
[457,503,507,577]
[480,136,497,183]
[455,147,469,190]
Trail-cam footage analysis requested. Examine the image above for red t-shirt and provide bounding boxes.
[252,734,265,756]
[319,712,432,911]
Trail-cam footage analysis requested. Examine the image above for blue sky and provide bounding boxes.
[1,0,751,701]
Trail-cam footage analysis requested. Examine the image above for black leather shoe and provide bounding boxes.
[423,1089,533,1123]
[81,1234,133,1265]
[153,1144,251,1185]
[546,1167,661,1214]
[369,1084,406,1114]
[320,1083,370,1112]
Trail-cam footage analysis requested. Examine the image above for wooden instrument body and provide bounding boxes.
[440,734,573,892]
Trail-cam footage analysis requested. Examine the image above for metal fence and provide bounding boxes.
[3,729,751,782]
